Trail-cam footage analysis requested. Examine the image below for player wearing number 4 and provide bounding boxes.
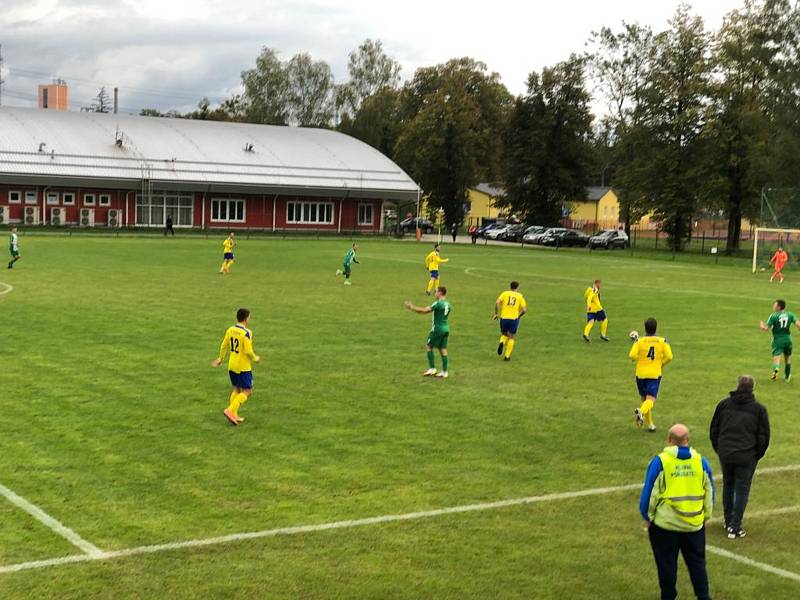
[759,299,799,382]
[494,281,527,361]
[211,308,261,425]
[583,279,609,342]
[405,286,451,378]
[629,318,673,432]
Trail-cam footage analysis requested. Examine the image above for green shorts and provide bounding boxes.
[426,330,449,349]
[772,337,792,357]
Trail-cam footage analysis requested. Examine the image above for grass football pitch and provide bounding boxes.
[0,236,798,599]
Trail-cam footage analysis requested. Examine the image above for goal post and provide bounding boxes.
[752,227,800,273]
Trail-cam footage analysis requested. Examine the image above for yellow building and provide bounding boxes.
[569,187,621,230]
[465,183,505,226]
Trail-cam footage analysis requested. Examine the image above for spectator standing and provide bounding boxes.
[640,424,714,600]
[451,222,458,243]
[165,215,175,236]
[709,375,770,539]
[469,225,478,244]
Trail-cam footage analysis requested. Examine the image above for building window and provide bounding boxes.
[25,190,37,205]
[8,191,21,204]
[358,203,374,226]
[136,192,194,227]
[62,192,75,205]
[99,194,111,207]
[211,199,246,223]
[84,193,96,206]
[286,201,333,225]
[46,191,59,205]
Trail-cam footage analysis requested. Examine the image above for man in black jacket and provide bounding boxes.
[709,375,770,539]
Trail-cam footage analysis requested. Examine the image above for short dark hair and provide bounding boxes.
[644,318,657,335]
[776,299,786,310]
[434,243,440,249]
[510,281,519,290]
[737,375,755,392]
[236,308,250,322]
[438,286,447,296]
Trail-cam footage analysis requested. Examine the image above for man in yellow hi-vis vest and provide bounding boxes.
[639,424,714,600]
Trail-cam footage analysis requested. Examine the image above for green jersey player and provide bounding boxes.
[336,243,359,285]
[7,227,20,269]
[760,299,800,381]
[405,286,451,379]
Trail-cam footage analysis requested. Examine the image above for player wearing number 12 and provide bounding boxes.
[630,318,673,432]
[759,299,799,381]
[494,281,527,361]
[405,286,451,378]
[211,308,261,425]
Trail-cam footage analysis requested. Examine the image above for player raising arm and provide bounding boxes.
[769,247,788,283]
[211,308,261,425]
[493,281,527,361]
[405,286,451,378]
[583,279,609,342]
[424,244,449,296]
[760,299,800,381]
[630,318,673,432]
[219,232,236,274]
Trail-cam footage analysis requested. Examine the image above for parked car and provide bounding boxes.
[500,223,528,242]
[534,227,567,245]
[521,226,547,244]
[588,229,629,249]
[399,217,435,234]
[485,224,513,240]
[478,222,505,238]
[541,229,590,247]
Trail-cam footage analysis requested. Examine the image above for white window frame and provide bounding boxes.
[8,191,21,204]
[99,193,111,207]
[62,192,76,206]
[358,203,374,226]
[46,191,59,205]
[286,200,334,225]
[25,190,37,205]
[84,193,96,206]
[210,199,246,223]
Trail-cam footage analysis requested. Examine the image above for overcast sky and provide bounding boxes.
[0,0,744,114]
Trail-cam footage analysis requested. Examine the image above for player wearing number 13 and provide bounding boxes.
[630,318,673,432]
[494,281,527,361]
[759,299,800,381]
[211,308,261,425]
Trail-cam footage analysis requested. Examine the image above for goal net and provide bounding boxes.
[752,228,800,273]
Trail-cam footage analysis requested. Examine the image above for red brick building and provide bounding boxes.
[0,107,418,231]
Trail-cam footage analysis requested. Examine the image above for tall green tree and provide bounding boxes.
[503,55,594,226]
[286,52,335,127]
[624,6,713,250]
[337,39,401,120]
[395,58,511,226]
[339,87,402,157]
[240,47,291,125]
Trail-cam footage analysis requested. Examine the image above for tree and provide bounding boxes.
[622,6,713,250]
[394,58,512,226]
[337,39,401,120]
[240,47,291,125]
[588,22,656,232]
[286,53,335,127]
[89,87,112,113]
[503,55,595,226]
[338,87,402,158]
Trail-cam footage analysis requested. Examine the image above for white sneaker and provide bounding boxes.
[423,368,437,376]
[648,424,657,432]
[435,371,449,379]
[343,280,352,286]
[336,269,342,275]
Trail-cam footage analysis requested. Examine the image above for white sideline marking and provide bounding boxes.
[0,464,797,576]
[708,545,800,583]
[0,281,13,296]
[0,482,103,557]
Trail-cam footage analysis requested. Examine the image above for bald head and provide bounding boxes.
[667,424,690,446]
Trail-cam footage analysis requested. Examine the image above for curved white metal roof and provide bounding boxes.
[0,107,418,200]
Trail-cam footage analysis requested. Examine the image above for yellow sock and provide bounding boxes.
[645,409,654,428]
[640,398,654,415]
[219,260,227,273]
[500,334,508,344]
[227,390,236,409]
[229,392,248,416]
[226,259,234,272]
[504,338,515,358]
[426,278,436,293]
[600,320,608,336]
[583,321,594,337]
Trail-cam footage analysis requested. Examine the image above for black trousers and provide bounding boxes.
[721,460,756,531]
[648,523,710,600]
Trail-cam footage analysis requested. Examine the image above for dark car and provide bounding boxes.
[535,227,567,245]
[501,223,529,242]
[521,225,547,244]
[478,222,506,238]
[541,228,590,247]
[588,229,629,249]
[399,217,435,234]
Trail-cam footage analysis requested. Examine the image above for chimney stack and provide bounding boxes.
[113,87,118,114]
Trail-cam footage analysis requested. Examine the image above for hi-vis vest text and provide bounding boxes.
[658,449,706,528]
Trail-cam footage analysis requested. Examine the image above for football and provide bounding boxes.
[629,330,640,341]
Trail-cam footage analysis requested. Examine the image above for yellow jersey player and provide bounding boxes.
[424,244,449,295]
[493,281,527,361]
[629,318,673,432]
[583,279,609,342]
[211,308,261,425]
[219,232,235,274]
